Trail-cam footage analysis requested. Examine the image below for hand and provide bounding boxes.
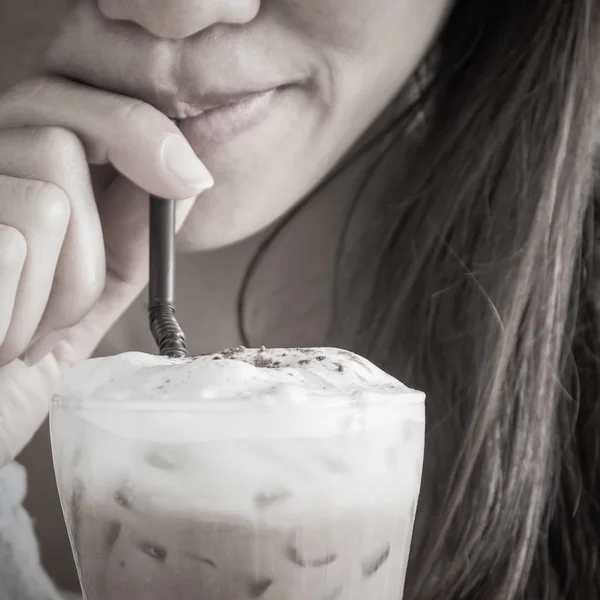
[0,76,213,466]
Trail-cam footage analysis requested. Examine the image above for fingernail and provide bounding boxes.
[22,329,68,367]
[162,135,214,190]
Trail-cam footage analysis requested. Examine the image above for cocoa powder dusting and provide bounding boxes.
[202,346,348,371]
[253,356,275,368]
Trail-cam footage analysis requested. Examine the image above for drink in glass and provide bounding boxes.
[51,347,425,600]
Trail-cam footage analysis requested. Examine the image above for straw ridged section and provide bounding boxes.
[148,303,188,358]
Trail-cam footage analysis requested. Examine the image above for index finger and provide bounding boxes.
[0,77,213,199]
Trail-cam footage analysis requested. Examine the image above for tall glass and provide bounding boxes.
[50,355,424,600]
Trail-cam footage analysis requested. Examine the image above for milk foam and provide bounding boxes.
[54,348,424,441]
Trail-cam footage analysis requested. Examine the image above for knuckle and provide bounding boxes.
[0,77,47,111]
[80,266,106,305]
[5,76,50,99]
[24,180,71,229]
[47,251,105,330]
[67,270,105,324]
[0,226,26,271]
[33,126,85,172]
[116,99,158,130]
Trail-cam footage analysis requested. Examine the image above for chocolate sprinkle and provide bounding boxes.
[254,356,275,368]
[221,346,246,357]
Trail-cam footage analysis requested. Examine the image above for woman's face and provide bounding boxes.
[38,0,451,249]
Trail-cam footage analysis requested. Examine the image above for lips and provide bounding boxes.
[159,88,283,120]
[176,87,292,150]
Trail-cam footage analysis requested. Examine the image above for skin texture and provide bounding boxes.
[0,0,452,590]
[42,0,452,250]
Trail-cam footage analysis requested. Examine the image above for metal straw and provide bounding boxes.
[148,195,188,358]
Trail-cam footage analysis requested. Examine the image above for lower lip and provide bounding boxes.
[178,88,283,151]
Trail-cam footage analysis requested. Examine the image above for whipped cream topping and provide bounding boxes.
[51,349,425,525]
[54,348,424,441]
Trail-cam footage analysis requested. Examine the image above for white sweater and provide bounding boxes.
[0,462,76,600]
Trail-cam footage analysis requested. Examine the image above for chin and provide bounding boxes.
[175,227,255,252]
[175,220,254,252]
[173,153,316,252]
[174,201,273,252]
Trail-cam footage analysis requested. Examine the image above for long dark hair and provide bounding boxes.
[240,1,600,597]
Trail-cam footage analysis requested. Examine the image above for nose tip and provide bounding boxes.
[98,0,260,40]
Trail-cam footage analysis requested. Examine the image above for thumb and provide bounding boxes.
[56,176,198,366]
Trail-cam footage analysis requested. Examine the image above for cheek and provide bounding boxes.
[285,0,451,131]
[274,0,452,134]
[278,0,448,54]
